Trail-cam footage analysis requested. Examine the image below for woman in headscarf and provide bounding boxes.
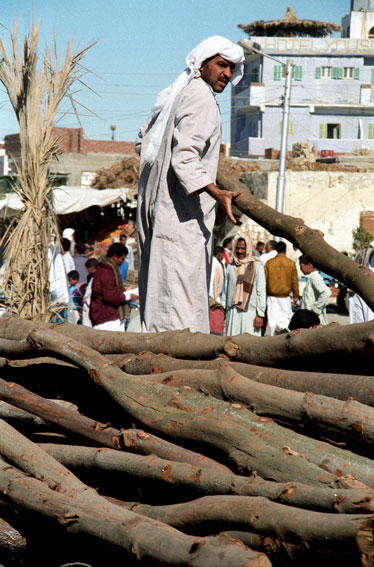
[223,234,266,336]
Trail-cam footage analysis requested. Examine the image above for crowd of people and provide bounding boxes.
[208,235,332,336]
[50,228,139,331]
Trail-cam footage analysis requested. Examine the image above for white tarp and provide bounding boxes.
[0,186,132,217]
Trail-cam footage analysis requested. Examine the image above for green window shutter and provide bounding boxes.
[369,124,374,139]
[337,124,342,138]
[331,67,338,79]
[371,69,374,84]
[315,67,322,79]
[320,124,328,139]
[274,65,282,80]
[279,121,282,135]
[294,66,302,81]
[354,68,360,80]
[337,67,344,79]
[289,121,294,136]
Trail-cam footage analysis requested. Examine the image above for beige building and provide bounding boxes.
[226,168,374,255]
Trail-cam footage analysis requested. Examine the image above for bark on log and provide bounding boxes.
[41,443,374,514]
[115,494,374,554]
[26,327,374,487]
[144,359,374,451]
[0,377,228,473]
[0,456,270,567]
[217,164,374,311]
[117,352,374,407]
[1,316,374,372]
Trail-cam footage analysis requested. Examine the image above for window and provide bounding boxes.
[279,121,294,136]
[317,67,359,80]
[250,67,260,82]
[320,123,341,139]
[344,67,354,79]
[274,65,302,81]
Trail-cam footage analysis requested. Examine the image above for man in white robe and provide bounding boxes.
[136,36,244,333]
[222,235,266,336]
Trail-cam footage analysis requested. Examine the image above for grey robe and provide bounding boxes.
[137,77,221,333]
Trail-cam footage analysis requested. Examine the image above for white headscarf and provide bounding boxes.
[138,35,244,166]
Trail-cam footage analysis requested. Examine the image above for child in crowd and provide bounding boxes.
[67,270,82,323]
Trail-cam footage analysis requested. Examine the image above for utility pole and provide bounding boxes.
[276,60,293,216]
[240,40,294,241]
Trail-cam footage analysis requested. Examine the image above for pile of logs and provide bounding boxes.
[0,316,374,566]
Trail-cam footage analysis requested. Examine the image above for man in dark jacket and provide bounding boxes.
[90,243,135,331]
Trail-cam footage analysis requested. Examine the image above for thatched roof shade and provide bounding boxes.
[238,5,341,38]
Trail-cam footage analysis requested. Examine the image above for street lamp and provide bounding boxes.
[240,39,294,222]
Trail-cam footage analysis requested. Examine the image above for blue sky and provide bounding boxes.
[0,0,348,143]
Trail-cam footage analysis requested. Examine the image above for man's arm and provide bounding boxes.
[172,83,240,224]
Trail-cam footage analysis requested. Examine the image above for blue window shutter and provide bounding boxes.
[315,67,322,79]
[274,65,282,80]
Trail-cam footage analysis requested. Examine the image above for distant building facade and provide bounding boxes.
[231,1,374,157]
[4,127,136,186]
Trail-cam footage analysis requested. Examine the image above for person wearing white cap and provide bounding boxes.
[136,35,244,333]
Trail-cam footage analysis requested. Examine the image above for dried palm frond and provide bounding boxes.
[0,21,92,320]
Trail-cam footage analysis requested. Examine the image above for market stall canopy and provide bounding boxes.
[0,186,135,217]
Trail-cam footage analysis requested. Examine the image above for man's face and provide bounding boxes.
[113,254,126,267]
[87,266,96,276]
[299,262,313,275]
[120,236,127,245]
[200,55,234,93]
[235,239,246,260]
[216,251,224,261]
[265,241,273,253]
[257,243,264,254]
[226,241,233,251]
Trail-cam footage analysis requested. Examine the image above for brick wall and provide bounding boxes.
[360,211,374,236]
[4,127,136,157]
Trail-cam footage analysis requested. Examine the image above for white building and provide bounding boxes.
[231,1,374,157]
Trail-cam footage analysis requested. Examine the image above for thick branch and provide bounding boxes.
[217,165,374,310]
[0,377,227,473]
[117,352,374,407]
[119,494,374,554]
[26,327,374,487]
[42,443,374,514]
[1,317,374,372]
[0,457,270,567]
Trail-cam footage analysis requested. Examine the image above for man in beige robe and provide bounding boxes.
[136,36,244,333]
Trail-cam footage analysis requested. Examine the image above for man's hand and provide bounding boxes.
[205,183,241,225]
[253,316,264,330]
